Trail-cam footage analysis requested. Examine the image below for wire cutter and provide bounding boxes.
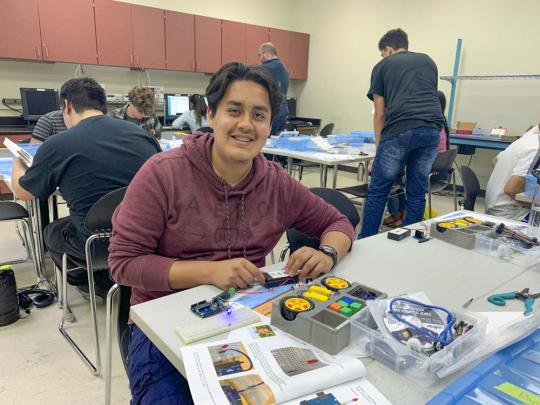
[487,288,540,316]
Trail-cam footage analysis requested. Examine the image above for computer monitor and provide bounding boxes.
[20,88,60,121]
[164,93,190,123]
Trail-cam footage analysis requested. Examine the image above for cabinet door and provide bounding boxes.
[94,0,132,67]
[0,0,42,61]
[165,11,195,72]
[38,0,97,64]
[245,24,269,65]
[289,32,309,80]
[221,20,246,64]
[269,28,291,72]
[132,5,166,70]
[195,16,221,73]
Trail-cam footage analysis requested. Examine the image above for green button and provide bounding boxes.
[340,307,353,316]
[336,300,348,307]
[350,302,364,310]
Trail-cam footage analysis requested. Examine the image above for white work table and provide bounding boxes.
[261,146,375,188]
[131,212,539,404]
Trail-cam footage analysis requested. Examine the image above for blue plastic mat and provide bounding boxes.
[428,328,540,404]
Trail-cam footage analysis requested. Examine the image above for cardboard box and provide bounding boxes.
[454,121,477,135]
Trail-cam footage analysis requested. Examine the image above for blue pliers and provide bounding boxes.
[487,288,540,316]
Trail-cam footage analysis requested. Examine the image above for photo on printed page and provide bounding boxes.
[271,347,328,377]
[220,374,276,405]
[208,342,254,377]
[249,325,276,339]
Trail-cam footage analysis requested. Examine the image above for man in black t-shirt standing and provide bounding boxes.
[12,78,160,298]
[259,42,289,134]
[359,28,444,238]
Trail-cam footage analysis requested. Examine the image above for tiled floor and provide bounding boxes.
[0,166,484,404]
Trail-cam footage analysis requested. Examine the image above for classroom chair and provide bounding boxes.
[58,186,127,376]
[459,165,480,211]
[427,149,458,218]
[104,284,131,405]
[279,187,360,261]
[0,201,40,281]
[319,123,334,138]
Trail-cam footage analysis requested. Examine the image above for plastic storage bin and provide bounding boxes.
[427,328,540,404]
[350,302,487,387]
[475,230,540,268]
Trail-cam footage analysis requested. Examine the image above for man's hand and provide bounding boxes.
[285,247,333,280]
[209,258,265,290]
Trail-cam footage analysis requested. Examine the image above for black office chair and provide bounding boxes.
[58,186,127,376]
[279,188,360,261]
[459,165,480,211]
[427,149,458,218]
[104,284,132,405]
[319,123,335,138]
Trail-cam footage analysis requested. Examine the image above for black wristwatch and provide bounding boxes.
[319,245,337,269]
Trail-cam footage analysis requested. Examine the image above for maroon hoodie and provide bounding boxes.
[109,132,355,307]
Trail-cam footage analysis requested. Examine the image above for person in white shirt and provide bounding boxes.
[485,124,540,219]
[171,94,210,132]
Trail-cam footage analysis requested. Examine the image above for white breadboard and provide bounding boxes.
[175,307,260,344]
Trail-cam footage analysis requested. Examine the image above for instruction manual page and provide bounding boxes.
[181,324,389,404]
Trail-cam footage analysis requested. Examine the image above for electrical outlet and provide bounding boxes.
[2,98,21,105]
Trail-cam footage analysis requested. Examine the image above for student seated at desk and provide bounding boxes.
[11,78,160,299]
[485,123,540,220]
[109,62,355,404]
[110,86,162,139]
[171,94,209,132]
[30,109,67,143]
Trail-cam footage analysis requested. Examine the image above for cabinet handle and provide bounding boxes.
[130,55,133,66]
[192,60,195,70]
[36,46,41,58]
[196,60,200,70]
[136,55,139,67]
[43,45,49,58]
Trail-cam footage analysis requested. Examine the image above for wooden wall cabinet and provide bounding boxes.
[94,0,133,67]
[165,11,195,71]
[221,20,246,65]
[38,0,97,64]
[131,5,166,70]
[0,0,43,61]
[289,31,310,80]
[195,16,222,73]
[0,2,309,78]
[245,24,269,65]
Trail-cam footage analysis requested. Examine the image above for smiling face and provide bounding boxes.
[208,80,271,169]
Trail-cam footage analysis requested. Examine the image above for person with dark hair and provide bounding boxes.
[109,62,355,403]
[259,42,289,134]
[11,77,160,299]
[110,86,162,138]
[359,28,444,238]
[171,94,209,131]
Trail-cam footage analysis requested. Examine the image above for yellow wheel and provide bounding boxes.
[464,217,481,224]
[321,276,350,291]
[280,296,314,321]
[436,222,455,232]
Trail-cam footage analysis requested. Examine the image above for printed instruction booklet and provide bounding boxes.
[181,324,390,405]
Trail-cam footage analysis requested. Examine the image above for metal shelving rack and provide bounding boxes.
[440,38,540,127]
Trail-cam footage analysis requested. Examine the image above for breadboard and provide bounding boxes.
[175,307,260,344]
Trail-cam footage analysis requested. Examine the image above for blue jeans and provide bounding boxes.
[128,325,194,405]
[360,127,440,238]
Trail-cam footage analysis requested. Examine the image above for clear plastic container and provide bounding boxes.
[475,230,540,268]
[350,301,487,387]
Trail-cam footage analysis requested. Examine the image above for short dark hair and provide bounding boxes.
[378,28,409,51]
[60,78,107,114]
[205,62,283,122]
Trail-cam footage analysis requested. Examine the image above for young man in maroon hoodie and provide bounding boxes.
[109,62,356,404]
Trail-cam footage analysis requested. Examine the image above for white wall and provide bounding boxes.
[289,0,540,186]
